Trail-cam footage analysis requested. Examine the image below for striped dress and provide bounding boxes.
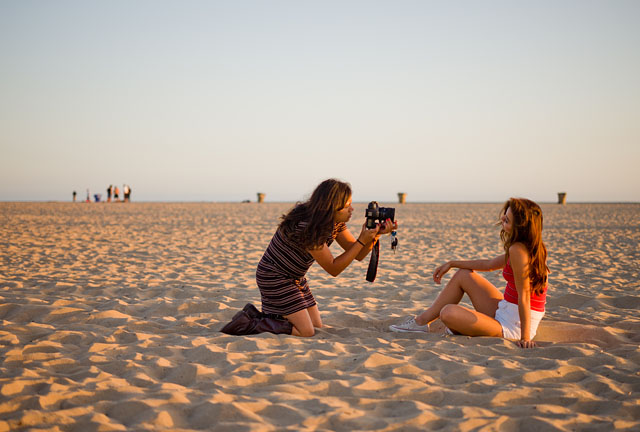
[256,221,347,315]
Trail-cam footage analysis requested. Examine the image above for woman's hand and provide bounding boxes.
[517,339,537,349]
[377,219,398,236]
[357,223,380,245]
[370,218,398,243]
[433,261,453,284]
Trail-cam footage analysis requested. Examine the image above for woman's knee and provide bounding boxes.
[452,268,474,281]
[285,309,316,337]
[440,304,462,327]
[308,306,323,329]
[291,319,316,337]
[297,326,315,337]
[453,268,490,292]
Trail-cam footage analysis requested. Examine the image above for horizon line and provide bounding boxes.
[2,200,639,205]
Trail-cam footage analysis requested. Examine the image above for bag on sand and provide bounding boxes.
[220,303,293,336]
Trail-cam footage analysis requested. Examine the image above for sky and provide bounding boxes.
[1,0,639,203]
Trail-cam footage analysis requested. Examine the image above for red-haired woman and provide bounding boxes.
[390,198,548,348]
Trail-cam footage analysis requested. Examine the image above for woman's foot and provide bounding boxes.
[389,316,429,333]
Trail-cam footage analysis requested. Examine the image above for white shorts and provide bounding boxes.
[494,299,545,340]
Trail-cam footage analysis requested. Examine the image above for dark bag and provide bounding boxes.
[220,303,293,336]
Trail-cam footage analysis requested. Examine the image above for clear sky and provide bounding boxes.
[1,1,639,203]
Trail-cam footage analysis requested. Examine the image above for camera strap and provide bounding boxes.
[366,239,379,283]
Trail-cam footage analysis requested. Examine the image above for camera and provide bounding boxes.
[365,201,395,229]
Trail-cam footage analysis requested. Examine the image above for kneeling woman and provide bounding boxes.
[390,198,548,348]
[257,179,396,337]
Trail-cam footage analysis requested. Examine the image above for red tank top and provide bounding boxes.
[502,259,547,312]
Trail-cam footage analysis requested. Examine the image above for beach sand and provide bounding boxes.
[1,201,638,431]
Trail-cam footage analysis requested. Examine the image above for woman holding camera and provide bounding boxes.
[390,198,548,349]
[249,178,397,337]
[221,178,397,337]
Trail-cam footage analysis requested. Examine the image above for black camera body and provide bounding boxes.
[365,201,396,229]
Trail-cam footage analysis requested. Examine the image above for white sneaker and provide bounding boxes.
[389,317,429,333]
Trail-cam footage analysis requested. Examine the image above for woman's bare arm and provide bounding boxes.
[509,243,536,348]
[433,254,506,284]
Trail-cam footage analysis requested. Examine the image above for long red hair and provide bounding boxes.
[500,198,548,295]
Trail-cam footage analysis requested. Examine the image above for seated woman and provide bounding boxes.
[390,198,548,349]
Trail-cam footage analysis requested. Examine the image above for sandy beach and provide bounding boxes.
[0,201,638,431]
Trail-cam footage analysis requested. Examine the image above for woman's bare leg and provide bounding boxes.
[284,306,322,337]
[439,304,503,337]
[307,305,323,328]
[415,269,504,326]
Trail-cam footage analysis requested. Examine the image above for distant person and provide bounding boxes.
[123,184,131,202]
[85,189,90,203]
[113,186,120,201]
[72,191,77,202]
[390,198,548,349]
[221,179,398,337]
[107,185,112,202]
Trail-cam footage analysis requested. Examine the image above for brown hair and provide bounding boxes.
[279,179,352,250]
[500,198,548,294]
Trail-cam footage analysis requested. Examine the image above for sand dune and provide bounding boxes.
[0,202,638,431]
